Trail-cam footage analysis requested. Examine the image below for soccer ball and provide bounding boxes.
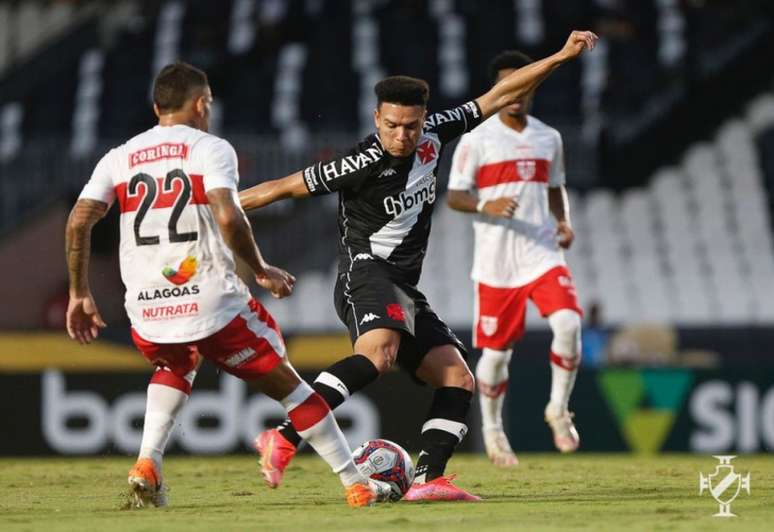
[352,439,415,501]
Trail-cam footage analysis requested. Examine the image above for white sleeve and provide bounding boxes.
[447,133,480,191]
[548,131,566,187]
[202,138,239,191]
[79,150,116,205]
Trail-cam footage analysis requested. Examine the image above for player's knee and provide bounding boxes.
[459,366,475,392]
[549,309,582,357]
[481,347,512,366]
[362,342,399,373]
[445,361,475,392]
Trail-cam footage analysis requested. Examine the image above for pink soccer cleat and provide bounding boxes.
[402,475,481,502]
[545,408,580,453]
[254,428,297,488]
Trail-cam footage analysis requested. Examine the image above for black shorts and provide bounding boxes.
[334,260,468,378]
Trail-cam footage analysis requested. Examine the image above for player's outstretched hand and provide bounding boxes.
[256,265,296,298]
[557,221,575,249]
[559,30,599,61]
[483,196,519,218]
[66,294,107,345]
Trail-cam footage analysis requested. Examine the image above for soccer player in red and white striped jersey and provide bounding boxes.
[65,62,388,508]
[447,51,583,466]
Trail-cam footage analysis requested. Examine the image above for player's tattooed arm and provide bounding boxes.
[65,199,108,344]
[208,188,296,298]
[548,186,574,249]
[447,190,518,218]
[65,199,108,297]
[239,171,309,211]
[475,30,598,120]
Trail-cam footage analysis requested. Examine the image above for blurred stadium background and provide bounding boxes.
[1,0,773,459]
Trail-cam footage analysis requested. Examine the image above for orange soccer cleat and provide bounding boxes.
[345,483,377,508]
[402,475,481,502]
[254,428,297,488]
[127,458,167,508]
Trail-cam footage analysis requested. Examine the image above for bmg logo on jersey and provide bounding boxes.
[383,173,436,217]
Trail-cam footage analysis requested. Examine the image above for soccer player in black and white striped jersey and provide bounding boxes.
[240,31,598,501]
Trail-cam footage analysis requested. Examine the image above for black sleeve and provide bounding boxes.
[302,136,385,196]
[423,100,484,145]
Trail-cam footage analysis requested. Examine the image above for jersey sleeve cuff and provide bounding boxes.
[203,175,238,191]
[303,165,328,195]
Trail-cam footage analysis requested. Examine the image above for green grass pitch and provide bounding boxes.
[0,454,771,531]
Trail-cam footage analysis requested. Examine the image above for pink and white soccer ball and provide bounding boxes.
[352,439,415,501]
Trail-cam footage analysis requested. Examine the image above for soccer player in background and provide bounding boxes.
[64,62,390,508]
[447,51,584,467]
[239,31,597,499]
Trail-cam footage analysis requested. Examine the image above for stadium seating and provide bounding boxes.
[1,0,773,332]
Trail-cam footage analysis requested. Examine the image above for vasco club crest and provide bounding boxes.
[698,455,751,517]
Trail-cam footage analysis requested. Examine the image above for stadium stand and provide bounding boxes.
[1,0,773,332]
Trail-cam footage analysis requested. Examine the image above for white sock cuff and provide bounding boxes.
[314,372,350,399]
[422,418,468,442]
[281,382,314,412]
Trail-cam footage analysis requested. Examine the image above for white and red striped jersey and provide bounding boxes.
[78,124,251,342]
[448,114,566,287]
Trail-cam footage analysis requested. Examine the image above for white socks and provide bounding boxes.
[138,381,191,470]
[475,348,512,431]
[281,383,365,487]
[546,310,582,417]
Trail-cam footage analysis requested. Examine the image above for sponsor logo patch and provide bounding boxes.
[162,256,197,285]
[223,347,257,368]
[142,303,199,320]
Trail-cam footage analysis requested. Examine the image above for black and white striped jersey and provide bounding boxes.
[302,101,483,285]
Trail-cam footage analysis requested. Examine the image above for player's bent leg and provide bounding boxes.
[545,309,582,452]
[255,360,390,506]
[404,346,480,502]
[128,336,201,509]
[476,347,518,467]
[263,329,396,475]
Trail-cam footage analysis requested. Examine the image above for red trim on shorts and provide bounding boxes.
[550,351,579,371]
[288,392,330,432]
[476,159,549,189]
[115,174,207,213]
[150,368,192,394]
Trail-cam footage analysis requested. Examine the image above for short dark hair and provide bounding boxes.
[488,51,534,85]
[374,75,429,107]
[152,62,209,113]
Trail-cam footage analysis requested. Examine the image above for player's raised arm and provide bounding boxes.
[475,30,598,121]
[207,188,295,298]
[239,171,309,211]
[65,198,109,344]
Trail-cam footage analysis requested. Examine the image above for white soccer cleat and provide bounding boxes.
[545,407,580,453]
[127,458,168,508]
[368,478,394,502]
[483,428,519,467]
